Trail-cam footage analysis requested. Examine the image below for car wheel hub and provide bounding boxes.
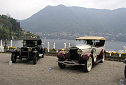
[87,57,92,71]
[93,50,97,62]
[102,54,105,62]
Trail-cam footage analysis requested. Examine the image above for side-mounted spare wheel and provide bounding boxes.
[11,53,17,63]
[84,56,93,72]
[100,52,105,63]
[91,48,97,63]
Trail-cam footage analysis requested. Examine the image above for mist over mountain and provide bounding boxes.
[20,5,126,34]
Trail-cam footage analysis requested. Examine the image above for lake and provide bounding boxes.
[2,39,126,52]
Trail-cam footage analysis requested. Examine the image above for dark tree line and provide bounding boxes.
[0,15,23,39]
[0,15,38,40]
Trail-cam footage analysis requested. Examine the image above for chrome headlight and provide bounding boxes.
[28,48,32,51]
[77,49,82,54]
[17,47,20,51]
[23,41,26,46]
[64,48,69,53]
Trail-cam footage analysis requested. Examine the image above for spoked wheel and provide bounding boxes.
[33,54,37,65]
[84,56,92,72]
[92,50,97,63]
[100,52,105,63]
[58,62,66,69]
[11,53,17,63]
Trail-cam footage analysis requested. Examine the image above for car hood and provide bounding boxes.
[75,44,91,50]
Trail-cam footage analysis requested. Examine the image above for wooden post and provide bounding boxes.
[110,51,111,56]
[1,40,2,47]
[0,40,4,52]
[48,42,50,52]
[53,41,55,49]
[64,43,66,49]
[68,43,71,48]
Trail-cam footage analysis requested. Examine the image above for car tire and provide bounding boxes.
[84,56,92,72]
[100,52,105,63]
[33,54,37,65]
[58,62,66,69]
[11,53,17,63]
[91,49,97,63]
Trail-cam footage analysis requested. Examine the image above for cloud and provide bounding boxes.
[86,0,126,9]
[0,0,46,19]
[0,0,126,20]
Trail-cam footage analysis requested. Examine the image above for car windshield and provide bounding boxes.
[23,40,37,47]
[71,40,105,47]
[71,40,87,47]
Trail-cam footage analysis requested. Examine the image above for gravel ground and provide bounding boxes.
[0,53,125,85]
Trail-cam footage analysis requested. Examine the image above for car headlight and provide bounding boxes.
[17,47,20,51]
[23,41,26,46]
[28,48,32,51]
[64,48,69,53]
[77,49,82,54]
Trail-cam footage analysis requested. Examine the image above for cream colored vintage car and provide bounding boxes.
[57,36,106,72]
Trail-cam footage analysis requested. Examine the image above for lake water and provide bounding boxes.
[2,39,126,52]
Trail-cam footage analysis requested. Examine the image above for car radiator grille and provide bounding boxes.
[70,50,79,60]
[21,48,28,56]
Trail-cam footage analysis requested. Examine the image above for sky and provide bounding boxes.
[0,0,126,20]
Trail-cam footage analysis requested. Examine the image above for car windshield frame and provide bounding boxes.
[71,39,105,47]
[71,40,87,47]
[23,39,42,47]
[75,36,106,47]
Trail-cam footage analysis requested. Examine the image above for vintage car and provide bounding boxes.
[57,36,106,72]
[11,38,45,65]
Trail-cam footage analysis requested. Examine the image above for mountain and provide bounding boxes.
[20,5,126,34]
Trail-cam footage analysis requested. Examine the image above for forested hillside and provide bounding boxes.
[0,15,37,39]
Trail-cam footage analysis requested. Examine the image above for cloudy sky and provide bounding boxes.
[0,0,126,20]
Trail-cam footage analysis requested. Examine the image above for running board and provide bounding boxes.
[57,61,85,65]
[96,59,102,63]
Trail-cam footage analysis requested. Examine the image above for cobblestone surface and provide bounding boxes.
[0,53,125,85]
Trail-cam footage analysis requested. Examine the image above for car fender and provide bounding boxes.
[82,53,92,60]
[11,51,19,56]
[100,49,106,55]
[57,51,66,59]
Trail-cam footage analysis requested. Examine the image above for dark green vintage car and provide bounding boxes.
[11,38,45,65]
